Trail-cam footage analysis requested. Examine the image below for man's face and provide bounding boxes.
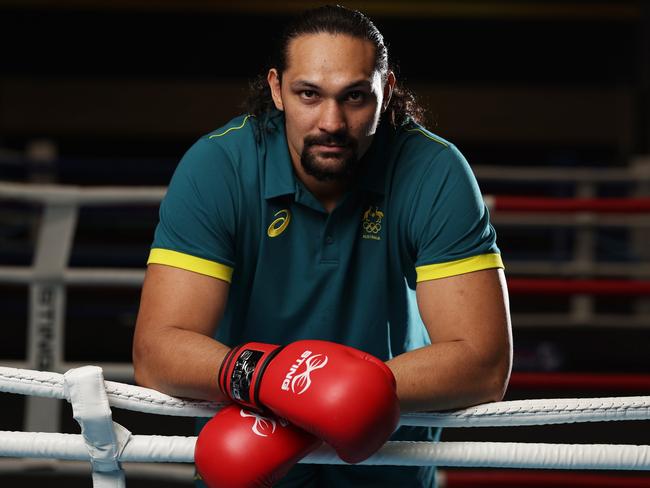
[269,33,388,182]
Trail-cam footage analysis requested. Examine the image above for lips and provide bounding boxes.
[311,144,348,152]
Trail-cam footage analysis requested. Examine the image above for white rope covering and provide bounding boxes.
[0,367,221,418]
[306,441,650,470]
[3,431,650,470]
[2,431,195,463]
[3,366,650,427]
[400,396,650,427]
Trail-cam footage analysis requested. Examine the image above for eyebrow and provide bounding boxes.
[289,79,373,91]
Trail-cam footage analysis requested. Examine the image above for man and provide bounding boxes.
[133,5,512,487]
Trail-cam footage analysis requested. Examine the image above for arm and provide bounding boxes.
[386,268,512,412]
[132,264,231,401]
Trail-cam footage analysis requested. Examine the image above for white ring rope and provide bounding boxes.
[2,365,650,474]
[306,442,650,470]
[2,431,196,463]
[0,366,221,418]
[0,181,165,205]
[3,431,650,470]
[2,366,649,427]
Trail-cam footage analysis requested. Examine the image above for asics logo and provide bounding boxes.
[281,350,328,394]
[239,409,288,437]
[267,209,291,238]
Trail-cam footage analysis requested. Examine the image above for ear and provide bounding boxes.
[267,68,284,111]
[381,70,396,112]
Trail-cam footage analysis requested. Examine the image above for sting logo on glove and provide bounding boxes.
[282,352,329,394]
[240,408,289,437]
[282,351,327,395]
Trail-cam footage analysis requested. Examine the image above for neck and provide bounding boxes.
[291,158,350,213]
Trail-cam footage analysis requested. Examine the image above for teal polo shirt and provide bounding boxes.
[148,111,502,487]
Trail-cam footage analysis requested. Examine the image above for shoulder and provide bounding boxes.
[400,121,452,151]
[392,121,471,182]
[175,114,260,177]
[200,114,259,162]
[205,114,257,145]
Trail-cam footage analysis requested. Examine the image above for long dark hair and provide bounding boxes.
[243,5,426,128]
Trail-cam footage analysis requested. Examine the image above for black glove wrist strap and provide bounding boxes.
[218,342,284,409]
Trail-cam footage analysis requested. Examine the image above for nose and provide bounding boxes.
[317,99,347,134]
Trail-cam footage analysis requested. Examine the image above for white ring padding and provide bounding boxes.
[3,431,650,470]
[2,367,649,427]
[64,367,129,472]
[0,181,165,205]
[64,366,130,488]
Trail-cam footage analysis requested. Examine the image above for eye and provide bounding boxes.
[300,90,318,100]
[345,90,366,103]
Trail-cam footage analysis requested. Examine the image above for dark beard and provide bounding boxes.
[300,133,359,182]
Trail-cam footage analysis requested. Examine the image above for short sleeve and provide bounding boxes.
[148,137,238,282]
[411,144,503,282]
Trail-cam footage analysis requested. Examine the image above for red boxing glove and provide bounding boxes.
[219,340,399,463]
[195,404,321,488]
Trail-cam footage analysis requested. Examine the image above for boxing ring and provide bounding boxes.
[1,365,650,487]
[1,161,650,486]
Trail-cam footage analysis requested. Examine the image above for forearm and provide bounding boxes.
[133,326,230,401]
[386,340,510,412]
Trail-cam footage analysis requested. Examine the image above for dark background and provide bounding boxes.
[1,1,649,486]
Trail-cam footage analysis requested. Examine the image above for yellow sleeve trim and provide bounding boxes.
[147,248,233,283]
[416,253,504,282]
[406,128,449,147]
[208,115,252,139]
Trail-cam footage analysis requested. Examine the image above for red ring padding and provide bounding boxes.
[509,372,650,392]
[442,469,650,487]
[492,196,650,213]
[507,278,650,295]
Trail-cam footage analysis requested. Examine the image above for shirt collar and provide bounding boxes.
[264,113,297,200]
[356,119,392,196]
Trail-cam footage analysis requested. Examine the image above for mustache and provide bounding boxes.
[304,133,355,148]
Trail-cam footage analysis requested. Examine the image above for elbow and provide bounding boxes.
[132,345,146,387]
[476,346,512,404]
[488,369,510,403]
[132,337,157,390]
[132,361,149,389]
[486,352,512,403]
[478,325,513,404]
[477,368,509,405]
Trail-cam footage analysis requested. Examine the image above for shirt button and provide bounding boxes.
[325,235,334,244]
